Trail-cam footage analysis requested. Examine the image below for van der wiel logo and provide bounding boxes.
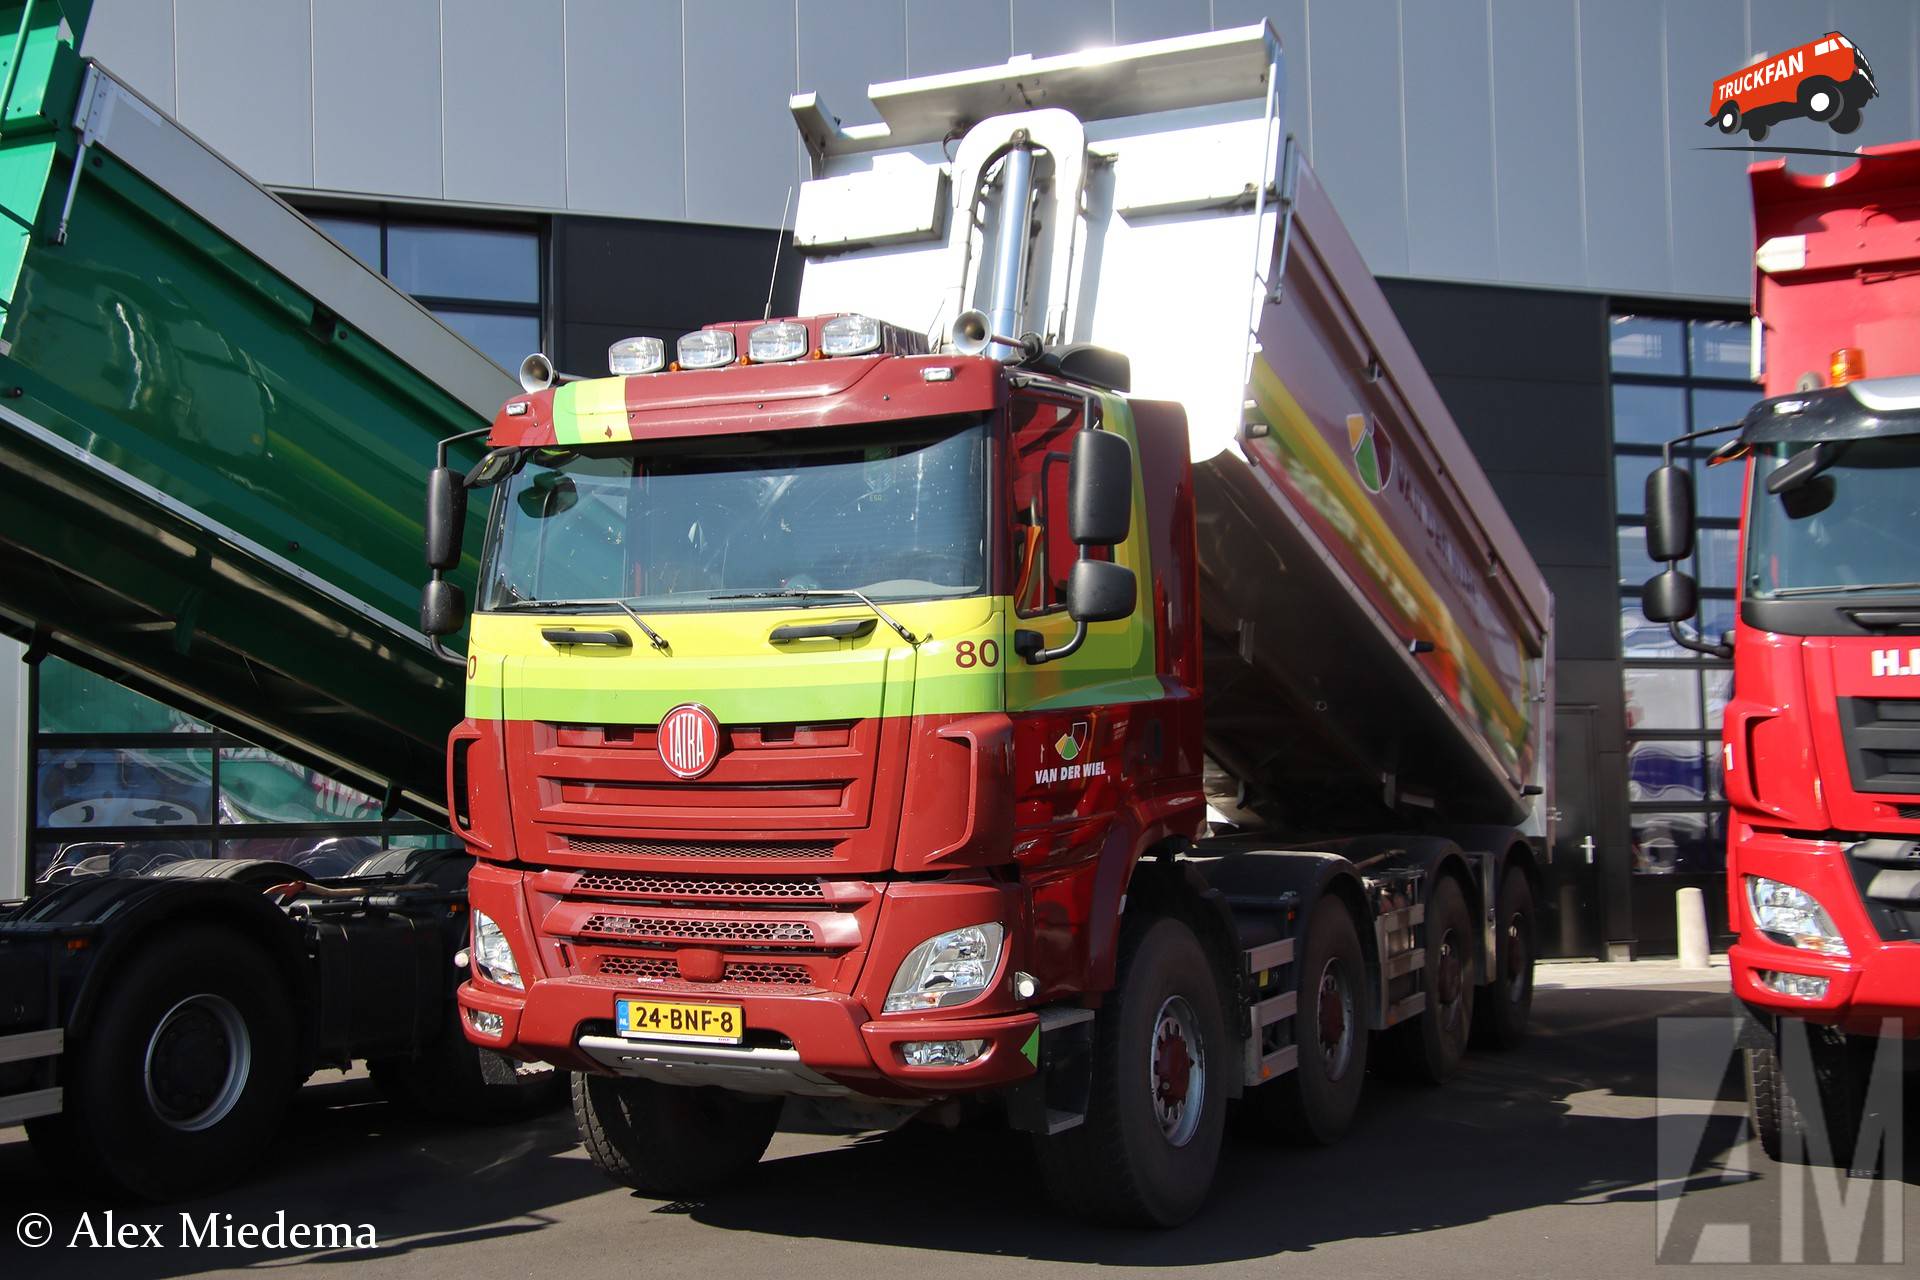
[1345,414,1393,495]
[1707,32,1877,142]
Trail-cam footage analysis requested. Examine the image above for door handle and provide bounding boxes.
[1580,836,1596,865]
[541,627,633,648]
[768,618,877,643]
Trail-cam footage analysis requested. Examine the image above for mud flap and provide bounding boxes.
[1006,1006,1096,1135]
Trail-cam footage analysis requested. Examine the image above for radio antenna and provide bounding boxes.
[763,185,795,321]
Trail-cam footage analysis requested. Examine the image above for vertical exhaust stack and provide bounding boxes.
[951,137,1046,362]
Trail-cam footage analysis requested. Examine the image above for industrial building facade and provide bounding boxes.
[8,0,1920,957]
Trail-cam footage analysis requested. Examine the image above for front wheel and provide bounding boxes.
[1035,915,1231,1227]
[1716,103,1740,133]
[28,924,298,1200]
[1746,1024,1875,1169]
[572,1073,780,1196]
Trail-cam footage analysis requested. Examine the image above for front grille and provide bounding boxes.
[1839,698,1920,795]
[564,836,836,860]
[1897,805,1920,822]
[595,953,815,987]
[570,871,828,901]
[579,913,817,944]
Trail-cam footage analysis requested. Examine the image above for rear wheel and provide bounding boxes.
[28,924,298,1200]
[1379,876,1475,1083]
[1244,896,1368,1144]
[1798,75,1843,122]
[1832,105,1863,135]
[1035,915,1230,1227]
[1472,866,1536,1049]
[572,1073,780,1196]
[1746,119,1771,142]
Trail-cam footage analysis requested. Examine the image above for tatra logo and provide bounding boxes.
[1346,414,1392,495]
[658,703,721,778]
[1871,649,1920,678]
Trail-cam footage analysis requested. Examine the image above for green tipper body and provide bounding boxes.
[0,3,515,813]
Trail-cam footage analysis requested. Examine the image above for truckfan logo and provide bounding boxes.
[1707,32,1877,141]
[658,703,721,778]
[1346,414,1393,495]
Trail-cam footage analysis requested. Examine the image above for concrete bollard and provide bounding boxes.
[1676,886,1711,969]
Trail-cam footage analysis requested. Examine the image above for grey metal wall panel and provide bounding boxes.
[1401,0,1497,282]
[312,0,441,200]
[1304,0,1407,276]
[1578,0,1670,297]
[1662,0,1749,301]
[173,0,313,189]
[1011,0,1112,58]
[799,0,906,128]
[565,0,684,219]
[78,0,175,115]
[905,0,1011,76]
[1116,0,1207,45]
[684,0,799,228]
[441,0,565,208]
[1488,0,1584,287]
[1214,1,1309,158]
[1831,0,1918,147]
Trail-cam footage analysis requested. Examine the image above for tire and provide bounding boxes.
[1716,103,1740,134]
[1832,106,1862,135]
[1746,120,1770,142]
[1746,1024,1872,1169]
[1243,896,1368,1145]
[1472,866,1536,1049]
[1798,76,1843,122]
[1378,875,1476,1084]
[572,1073,780,1196]
[370,1009,567,1123]
[1034,915,1231,1227]
[36,924,298,1200]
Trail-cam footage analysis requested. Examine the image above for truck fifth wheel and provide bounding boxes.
[430,26,1554,1226]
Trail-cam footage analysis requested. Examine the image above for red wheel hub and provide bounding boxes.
[1154,1022,1193,1109]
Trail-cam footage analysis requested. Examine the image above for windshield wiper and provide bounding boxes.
[1770,582,1920,599]
[493,597,671,651]
[710,589,924,645]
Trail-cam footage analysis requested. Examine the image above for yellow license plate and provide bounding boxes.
[615,998,744,1044]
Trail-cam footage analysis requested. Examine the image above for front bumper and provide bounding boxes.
[1728,828,1920,1038]
[457,863,1041,1098]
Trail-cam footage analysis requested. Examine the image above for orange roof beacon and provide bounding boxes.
[1707,32,1877,142]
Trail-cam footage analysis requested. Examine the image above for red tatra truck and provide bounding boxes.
[423,26,1553,1225]
[1642,143,1920,1170]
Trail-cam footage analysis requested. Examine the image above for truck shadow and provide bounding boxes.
[660,984,1906,1265]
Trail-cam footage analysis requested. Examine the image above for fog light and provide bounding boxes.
[676,329,736,370]
[821,313,882,356]
[748,320,808,363]
[1758,970,1830,1001]
[901,1039,986,1067]
[467,1008,506,1037]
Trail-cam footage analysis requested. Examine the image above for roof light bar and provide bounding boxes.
[821,313,883,356]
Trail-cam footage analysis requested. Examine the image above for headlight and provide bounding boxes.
[747,320,808,363]
[676,329,736,369]
[884,923,1004,1013]
[820,313,882,356]
[1745,876,1850,957]
[472,910,525,989]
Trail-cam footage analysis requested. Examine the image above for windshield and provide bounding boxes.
[1746,436,1920,598]
[478,417,987,611]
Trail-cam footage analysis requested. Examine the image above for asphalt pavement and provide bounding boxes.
[2,967,1913,1279]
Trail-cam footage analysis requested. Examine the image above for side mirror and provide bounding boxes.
[425,467,467,571]
[1067,559,1136,624]
[1644,464,1694,562]
[1641,568,1698,624]
[420,578,467,637]
[1068,429,1132,545]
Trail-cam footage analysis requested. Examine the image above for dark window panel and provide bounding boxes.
[433,309,541,372]
[1689,319,1752,381]
[1625,666,1703,731]
[387,223,539,304]
[1611,382,1687,447]
[1628,739,1707,803]
[310,214,381,271]
[1631,809,1727,875]
[36,746,212,828]
[1610,315,1686,375]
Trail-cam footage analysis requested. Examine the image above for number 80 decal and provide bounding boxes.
[954,639,999,668]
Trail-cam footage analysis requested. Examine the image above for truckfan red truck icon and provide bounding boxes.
[1707,32,1877,141]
